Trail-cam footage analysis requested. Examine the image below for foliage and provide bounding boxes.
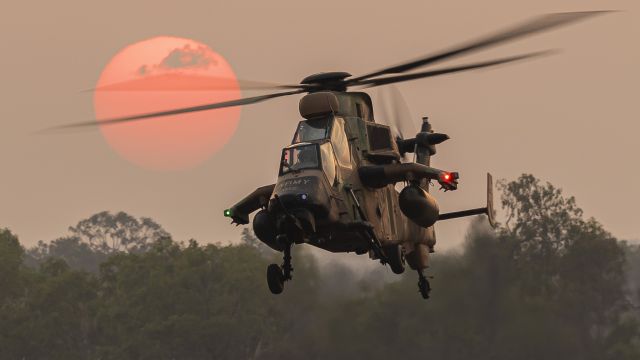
[623,242,640,309]
[0,228,24,303]
[1,175,639,359]
[26,236,108,273]
[69,211,170,254]
[24,212,170,273]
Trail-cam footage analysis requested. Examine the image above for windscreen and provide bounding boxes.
[292,118,331,143]
[280,144,319,175]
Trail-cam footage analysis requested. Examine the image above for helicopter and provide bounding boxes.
[53,11,609,299]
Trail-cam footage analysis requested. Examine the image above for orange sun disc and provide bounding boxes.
[93,36,241,170]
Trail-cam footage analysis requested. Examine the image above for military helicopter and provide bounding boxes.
[54,11,609,299]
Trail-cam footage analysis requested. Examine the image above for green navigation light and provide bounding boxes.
[223,209,233,217]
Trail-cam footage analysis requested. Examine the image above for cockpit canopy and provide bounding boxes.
[279,142,338,186]
[291,116,352,170]
[280,143,319,175]
[293,118,330,143]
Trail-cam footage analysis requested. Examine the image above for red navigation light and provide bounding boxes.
[441,172,453,182]
[438,171,459,191]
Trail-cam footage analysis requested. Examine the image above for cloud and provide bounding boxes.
[135,44,218,77]
[137,64,149,76]
[160,44,218,69]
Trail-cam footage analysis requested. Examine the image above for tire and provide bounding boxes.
[267,264,285,294]
[385,244,405,274]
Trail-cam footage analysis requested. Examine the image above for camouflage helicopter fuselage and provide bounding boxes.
[226,87,466,279]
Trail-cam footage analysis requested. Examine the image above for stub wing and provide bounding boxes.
[437,173,496,228]
[224,184,275,225]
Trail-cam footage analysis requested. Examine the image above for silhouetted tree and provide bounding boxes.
[69,211,170,253]
[26,236,108,273]
[499,174,584,293]
[498,174,631,359]
[0,228,24,303]
[623,242,640,309]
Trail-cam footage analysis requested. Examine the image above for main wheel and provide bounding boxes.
[385,244,406,274]
[267,264,285,295]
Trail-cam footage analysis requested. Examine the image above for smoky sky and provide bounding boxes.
[0,0,638,249]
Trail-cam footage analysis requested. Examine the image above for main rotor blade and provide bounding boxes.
[45,89,305,131]
[357,50,554,88]
[349,11,610,83]
[388,86,415,140]
[84,74,303,92]
[376,89,393,126]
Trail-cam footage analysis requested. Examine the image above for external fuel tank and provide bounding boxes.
[398,185,439,228]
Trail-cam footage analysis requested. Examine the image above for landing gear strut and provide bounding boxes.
[267,235,293,295]
[417,270,431,299]
[282,241,293,281]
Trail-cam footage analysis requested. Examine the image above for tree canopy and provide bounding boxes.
[1,174,638,359]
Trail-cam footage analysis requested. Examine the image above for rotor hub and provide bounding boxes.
[300,72,352,92]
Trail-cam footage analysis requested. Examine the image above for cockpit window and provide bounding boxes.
[280,144,319,175]
[330,117,352,168]
[320,142,337,186]
[293,118,331,143]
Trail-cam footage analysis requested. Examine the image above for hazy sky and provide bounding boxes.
[1,0,638,252]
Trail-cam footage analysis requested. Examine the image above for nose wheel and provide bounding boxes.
[267,235,293,295]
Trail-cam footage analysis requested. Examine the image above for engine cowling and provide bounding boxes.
[399,185,439,228]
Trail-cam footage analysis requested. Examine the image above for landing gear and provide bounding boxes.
[385,244,406,274]
[417,270,431,299]
[267,235,293,295]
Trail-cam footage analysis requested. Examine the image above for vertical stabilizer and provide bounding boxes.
[486,173,496,228]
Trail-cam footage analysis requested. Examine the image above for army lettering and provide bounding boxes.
[276,177,314,192]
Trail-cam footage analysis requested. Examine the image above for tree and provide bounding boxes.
[69,211,170,254]
[556,219,628,359]
[13,258,97,359]
[0,228,24,302]
[499,174,584,254]
[93,239,291,359]
[499,174,592,294]
[26,236,108,273]
[498,174,631,359]
[0,242,97,359]
[1,174,638,360]
[622,242,640,310]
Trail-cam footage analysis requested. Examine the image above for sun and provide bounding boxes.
[93,36,241,170]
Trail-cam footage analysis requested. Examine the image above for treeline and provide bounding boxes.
[1,174,639,360]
